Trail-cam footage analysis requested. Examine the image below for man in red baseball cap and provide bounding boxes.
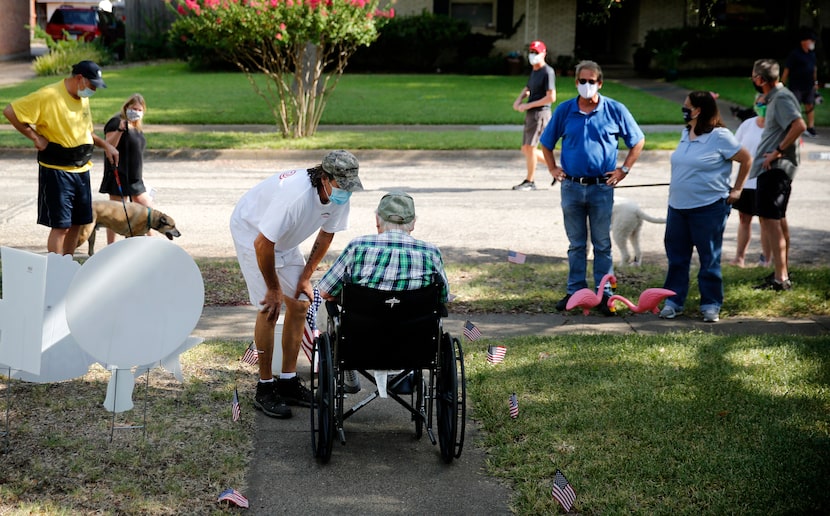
[512,40,556,191]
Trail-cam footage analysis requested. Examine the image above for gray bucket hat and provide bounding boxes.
[377,191,415,224]
[321,150,362,192]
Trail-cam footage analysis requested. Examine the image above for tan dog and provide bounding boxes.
[77,200,181,255]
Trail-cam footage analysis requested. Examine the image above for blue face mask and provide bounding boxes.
[77,86,95,98]
[329,187,351,205]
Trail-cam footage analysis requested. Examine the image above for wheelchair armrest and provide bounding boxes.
[325,299,341,318]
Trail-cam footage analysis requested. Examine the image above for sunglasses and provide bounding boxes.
[577,78,598,85]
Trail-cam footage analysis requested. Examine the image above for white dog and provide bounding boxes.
[612,198,666,266]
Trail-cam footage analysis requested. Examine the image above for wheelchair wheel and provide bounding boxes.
[437,333,459,463]
[310,333,335,463]
[453,336,467,459]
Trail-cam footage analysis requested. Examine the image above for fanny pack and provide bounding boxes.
[38,142,94,168]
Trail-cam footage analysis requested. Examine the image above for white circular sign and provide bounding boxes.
[66,238,204,367]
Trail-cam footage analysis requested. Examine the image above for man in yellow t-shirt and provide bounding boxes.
[3,61,118,255]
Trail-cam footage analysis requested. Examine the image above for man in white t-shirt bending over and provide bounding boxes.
[230,150,362,418]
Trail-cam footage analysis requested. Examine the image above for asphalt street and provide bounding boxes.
[2,145,829,268]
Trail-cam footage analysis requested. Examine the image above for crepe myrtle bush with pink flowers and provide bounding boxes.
[169,0,394,138]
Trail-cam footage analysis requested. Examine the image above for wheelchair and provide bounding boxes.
[310,279,466,464]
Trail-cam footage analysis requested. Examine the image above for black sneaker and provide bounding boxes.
[753,272,775,290]
[806,127,817,137]
[597,294,616,316]
[277,376,313,407]
[254,381,292,419]
[754,276,793,291]
[555,294,572,312]
[771,279,793,291]
[512,180,537,191]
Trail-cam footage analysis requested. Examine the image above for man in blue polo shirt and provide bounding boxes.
[540,60,645,315]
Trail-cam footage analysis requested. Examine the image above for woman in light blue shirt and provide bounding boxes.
[660,91,752,323]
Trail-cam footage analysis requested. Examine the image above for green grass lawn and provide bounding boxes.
[17,61,830,150]
[0,62,682,126]
[467,332,830,514]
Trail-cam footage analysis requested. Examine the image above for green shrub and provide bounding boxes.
[638,26,793,76]
[350,11,484,73]
[29,25,110,77]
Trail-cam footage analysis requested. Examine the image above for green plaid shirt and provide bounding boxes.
[317,230,448,301]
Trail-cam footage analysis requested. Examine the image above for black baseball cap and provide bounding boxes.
[71,61,107,88]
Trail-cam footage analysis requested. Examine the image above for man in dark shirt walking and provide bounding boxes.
[781,28,819,136]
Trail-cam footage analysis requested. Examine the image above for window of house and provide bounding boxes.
[450,1,495,29]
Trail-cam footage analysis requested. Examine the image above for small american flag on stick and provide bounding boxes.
[232,387,241,422]
[464,320,482,341]
[508,250,527,264]
[509,392,519,419]
[241,341,259,366]
[301,288,322,362]
[551,469,577,512]
[487,345,507,364]
[217,488,249,508]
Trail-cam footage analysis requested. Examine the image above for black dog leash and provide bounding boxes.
[614,183,671,189]
[113,165,134,237]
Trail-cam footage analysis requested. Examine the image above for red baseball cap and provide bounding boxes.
[529,41,546,54]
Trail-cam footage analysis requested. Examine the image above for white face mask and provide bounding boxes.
[126,109,143,121]
[808,41,816,51]
[577,82,599,100]
[528,53,543,66]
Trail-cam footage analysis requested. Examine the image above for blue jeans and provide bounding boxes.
[560,180,614,294]
[662,198,731,312]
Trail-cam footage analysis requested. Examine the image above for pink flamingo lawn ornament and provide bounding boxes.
[606,288,676,314]
[565,274,617,315]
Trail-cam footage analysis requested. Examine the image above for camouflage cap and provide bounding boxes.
[321,150,362,192]
[377,191,415,224]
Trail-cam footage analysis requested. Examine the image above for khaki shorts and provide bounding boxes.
[522,109,551,146]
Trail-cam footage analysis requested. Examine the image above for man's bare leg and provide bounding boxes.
[254,310,276,380]
[47,227,70,255]
[521,144,537,183]
[760,217,788,283]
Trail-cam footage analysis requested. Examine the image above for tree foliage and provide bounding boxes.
[169,0,393,138]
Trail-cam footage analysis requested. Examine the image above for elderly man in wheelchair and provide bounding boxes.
[311,191,466,464]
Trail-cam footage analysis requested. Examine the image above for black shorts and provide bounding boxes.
[522,109,551,146]
[755,169,792,220]
[37,165,93,228]
[790,88,817,105]
[732,188,757,216]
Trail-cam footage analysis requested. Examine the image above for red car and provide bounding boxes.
[45,6,125,57]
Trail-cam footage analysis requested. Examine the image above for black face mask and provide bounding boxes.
[682,107,693,123]
[752,79,764,94]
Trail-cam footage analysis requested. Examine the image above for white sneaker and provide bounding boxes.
[343,369,360,394]
[659,305,682,319]
[701,308,720,323]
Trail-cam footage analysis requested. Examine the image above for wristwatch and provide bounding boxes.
[620,166,630,175]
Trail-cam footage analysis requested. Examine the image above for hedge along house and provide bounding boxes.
[387,0,827,69]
